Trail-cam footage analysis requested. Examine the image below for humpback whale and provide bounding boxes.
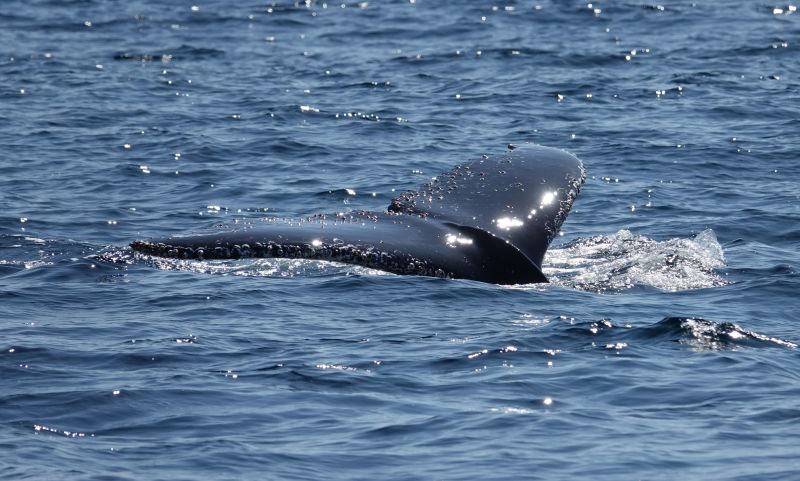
[131,144,585,284]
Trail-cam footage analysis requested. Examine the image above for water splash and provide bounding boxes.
[544,229,727,292]
[122,250,392,280]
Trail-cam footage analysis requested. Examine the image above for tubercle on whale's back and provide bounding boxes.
[130,239,457,280]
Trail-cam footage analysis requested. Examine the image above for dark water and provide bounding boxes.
[2,1,799,479]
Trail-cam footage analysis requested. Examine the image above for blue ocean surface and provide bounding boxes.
[1,1,799,479]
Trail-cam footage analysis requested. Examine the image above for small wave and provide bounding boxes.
[643,317,797,351]
[113,45,225,62]
[544,229,727,292]
[547,317,796,351]
[32,423,95,439]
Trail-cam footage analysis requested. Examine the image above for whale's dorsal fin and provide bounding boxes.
[389,144,585,271]
[131,144,585,284]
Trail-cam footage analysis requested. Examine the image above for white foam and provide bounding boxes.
[544,229,727,292]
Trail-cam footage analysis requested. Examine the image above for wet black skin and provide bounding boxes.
[131,144,585,285]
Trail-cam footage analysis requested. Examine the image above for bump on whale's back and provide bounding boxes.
[389,145,585,271]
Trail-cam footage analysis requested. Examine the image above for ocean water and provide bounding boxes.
[1,1,799,479]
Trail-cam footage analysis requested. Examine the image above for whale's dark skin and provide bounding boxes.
[131,144,585,284]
